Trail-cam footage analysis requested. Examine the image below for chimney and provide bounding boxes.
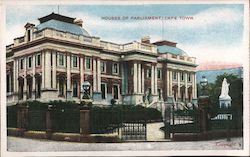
[141,36,150,44]
[24,22,35,30]
[74,19,83,27]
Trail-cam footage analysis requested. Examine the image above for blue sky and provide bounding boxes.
[6,4,245,64]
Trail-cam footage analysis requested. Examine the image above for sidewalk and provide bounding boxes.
[7,136,243,152]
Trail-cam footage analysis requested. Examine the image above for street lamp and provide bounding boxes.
[200,75,208,96]
[82,81,91,99]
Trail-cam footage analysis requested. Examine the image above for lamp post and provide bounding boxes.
[198,75,211,132]
[79,81,91,137]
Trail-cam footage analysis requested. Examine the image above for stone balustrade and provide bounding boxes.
[13,28,158,54]
[160,53,196,64]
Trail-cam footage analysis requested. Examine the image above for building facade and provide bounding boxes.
[6,13,197,106]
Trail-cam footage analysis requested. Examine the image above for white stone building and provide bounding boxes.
[6,13,197,106]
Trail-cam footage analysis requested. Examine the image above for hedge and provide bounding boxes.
[7,105,17,128]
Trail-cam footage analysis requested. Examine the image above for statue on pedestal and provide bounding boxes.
[219,78,231,100]
[219,78,231,108]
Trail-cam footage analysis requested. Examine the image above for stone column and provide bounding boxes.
[137,63,141,93]
[151,65,154,94]
[192,73,195,99]
[167,70,170,97]
[185,72,188,99]
[141,64,145,94]
[52,52,57,89]
[133,62,138,93]
[32,54,36,98]
[194,73,197,98]
[66,53,71,98]
[93,58,97,92]
[97,58,101,92]
[23,57,27,100]
[169,70,172,96]
[45,51,51,89]
[80,55,84,100]
[41,52,45,89]
[177,71,181,99]
[13,59,16,93]
[154,65,158,95]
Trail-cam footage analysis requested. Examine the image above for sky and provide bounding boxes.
[5,4,245,64]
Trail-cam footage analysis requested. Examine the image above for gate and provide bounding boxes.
[164,105,201,137]
[121,109,147,141]
[89,107,148,141]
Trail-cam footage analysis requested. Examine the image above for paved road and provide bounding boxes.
[7,136,243,152]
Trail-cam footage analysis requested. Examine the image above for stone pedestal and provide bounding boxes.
[219,98,231,108]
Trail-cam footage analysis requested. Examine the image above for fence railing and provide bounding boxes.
[164,104,243,140]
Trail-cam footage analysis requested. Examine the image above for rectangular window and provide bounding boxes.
[72,80,78,97]
[51,53,53,66]
[28,56,32,68]
[6,74,10,92]
[85,57,91,70]
[158,88,161,99]
[100,61,106,73]
[188,73,191,82]
[59,78,65,96]
[27,79,32,99]
[172,71,177,80]
[147,68,151,78]
[58,53,65,66]
[27,30,31,42]
[36,54,41,66]
[181,72,184,81]
[20,58,24,70]
[112,63,119,74]
[113,85,119,99]
[101,83,106,99]
[157,68,162,79]
[72,55,78,68]
[36,77,41,98]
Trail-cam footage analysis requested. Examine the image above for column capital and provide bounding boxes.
[151,62,157,66]
[65,51,71,56]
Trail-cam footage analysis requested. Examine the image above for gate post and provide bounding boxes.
[79,107,90,135]
[46,105,53,139]
[164,104,171,139]
[17,104,29,136]
[200,109,207,133]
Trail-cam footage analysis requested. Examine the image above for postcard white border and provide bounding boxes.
[1,0,249,156]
